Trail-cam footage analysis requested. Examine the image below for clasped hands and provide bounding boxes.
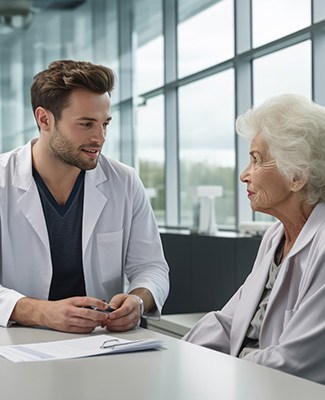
[60,293,143,333]
[12,293,143,334]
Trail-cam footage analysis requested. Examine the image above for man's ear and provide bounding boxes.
[34,107,54,132]
[291,172,308,192]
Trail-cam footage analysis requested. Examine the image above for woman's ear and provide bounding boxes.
[34,107,54,132]
[291,172,308,192]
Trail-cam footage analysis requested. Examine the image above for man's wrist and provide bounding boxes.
[130,294,144,316]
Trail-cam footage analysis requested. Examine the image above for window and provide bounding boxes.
[252,0,311,47]
[92,0,119,101]
[253,41,312,105]
[179,69,235,228]
[134,0,164,95]
[136,96,165,224]
[178,0,234,78]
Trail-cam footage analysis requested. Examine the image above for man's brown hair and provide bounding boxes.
[31,60,115,121]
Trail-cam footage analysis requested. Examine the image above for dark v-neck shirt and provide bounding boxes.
[33,167,86,300]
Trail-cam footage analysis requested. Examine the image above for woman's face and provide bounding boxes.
[240,134,293,216]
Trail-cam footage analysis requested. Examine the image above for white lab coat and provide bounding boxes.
[0,140,169,327]
[184,202,325,384]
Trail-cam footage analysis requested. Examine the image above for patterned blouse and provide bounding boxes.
[238,237,285,358]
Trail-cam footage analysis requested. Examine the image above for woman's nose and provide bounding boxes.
[240,165,250,183]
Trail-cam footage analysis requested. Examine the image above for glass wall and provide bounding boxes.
[136,95,165,224]
[178,70,235,227]
[134,0,164,95]
[133,0,165,220]
[0,0,120,154]
[253,41,312,105]
[0,0,324,231]
[177,0,234,78]
[252,0,311,48]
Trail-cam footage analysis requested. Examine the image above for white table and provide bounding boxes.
[0,325,324,400]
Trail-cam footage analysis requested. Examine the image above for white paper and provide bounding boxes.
[0,334,164,363]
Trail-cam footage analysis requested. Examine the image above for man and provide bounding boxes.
[0,60,169,333]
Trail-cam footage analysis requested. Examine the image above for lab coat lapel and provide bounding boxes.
[260,203,325,336]
[82,163,108,255]
[13,140,50,253]
[285,202,325,260]
[17,184,51,252]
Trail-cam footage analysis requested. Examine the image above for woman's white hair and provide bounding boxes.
[236,93,325,205]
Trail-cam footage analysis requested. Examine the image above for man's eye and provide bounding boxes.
[81,122,92,127]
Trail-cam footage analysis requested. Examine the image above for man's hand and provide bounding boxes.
[11,296,111,333]
[103,288,155,332]
[102,294,142,332]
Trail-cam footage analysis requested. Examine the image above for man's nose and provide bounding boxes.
[92,127,106,144]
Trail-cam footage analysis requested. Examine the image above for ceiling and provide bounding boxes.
[0,0,86,32]
[0,0,86,14]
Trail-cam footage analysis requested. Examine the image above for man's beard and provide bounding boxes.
[49,126,100,170]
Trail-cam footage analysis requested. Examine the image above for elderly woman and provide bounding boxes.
[183,94,325,384]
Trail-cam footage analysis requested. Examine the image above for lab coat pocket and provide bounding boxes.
[283,309,295,329]
[97,230,123,284]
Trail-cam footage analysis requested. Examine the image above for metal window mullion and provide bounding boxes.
[235,0,253,227]
[312,0,325,105]
[163,0,179,226]
[312,0,325,23]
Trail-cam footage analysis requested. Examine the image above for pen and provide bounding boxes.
[85,306,115,313]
